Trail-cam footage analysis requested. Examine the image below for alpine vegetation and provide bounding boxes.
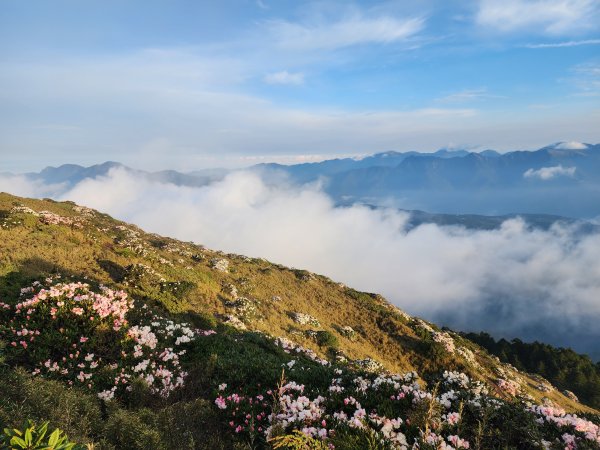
[0,193,598,449]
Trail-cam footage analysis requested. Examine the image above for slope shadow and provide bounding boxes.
[0,257,94,301]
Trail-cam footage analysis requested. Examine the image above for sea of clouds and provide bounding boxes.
[1,168,599,358]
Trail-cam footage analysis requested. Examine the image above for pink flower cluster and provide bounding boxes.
[0,279,209,401]
[529,405,600,445]
[214,391,271,436]
[267,382,328,439]
[38,210,83,228]
[423,432,470,449]
[496,378,520,397]
[11,205,84,228]
[13,281,132,331]
[433,331,456,353]
[214,369,478,449]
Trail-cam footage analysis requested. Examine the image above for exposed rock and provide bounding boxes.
[224,297,256,316]
[73,205,96,217]
[339,325,357,340]
[222,314,247,330]
[237,277,251,287]
[293,269,315,282]
[563,390,579,402]
[210,258,229,272]
[393,306,411,321]
[335,352,348,363]
[290,312,321,327]
[354,358,384,373]
[222,283,238,298]
[11,205,38,215]
[530,374,554,393]
[304,330,319,339]
[114,225,150,256]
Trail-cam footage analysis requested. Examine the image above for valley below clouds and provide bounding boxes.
[2,168,599,359]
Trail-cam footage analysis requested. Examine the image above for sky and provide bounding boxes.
[1,0,600,172]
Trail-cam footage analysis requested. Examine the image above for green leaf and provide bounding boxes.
[38,422,49,439]
[23,427,32,445]
[48,429,61,447]
[9,435,27,448]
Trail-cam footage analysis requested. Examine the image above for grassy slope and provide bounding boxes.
[0,191,595,415]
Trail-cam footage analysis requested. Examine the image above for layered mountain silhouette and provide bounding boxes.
[25,161,228,188]
[255,142,600,218]
[17,141,600,218]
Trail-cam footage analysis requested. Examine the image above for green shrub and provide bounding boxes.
[102,409,164,450]
[0,368,101,444]
[270,430,327,449]
[155,399,231,450]
[0,420,85,450]
[315,331,339,349]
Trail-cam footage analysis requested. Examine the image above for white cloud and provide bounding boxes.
[4,168,600,355]
[268,15,424,51]
[436,88,502,103]
[524,38,600,48]
[524,165,577,180]
[0,174,65,198]
[2,48,600,172]
[476,0,599,35]
[264,70,305,85]
[554,141,588,149]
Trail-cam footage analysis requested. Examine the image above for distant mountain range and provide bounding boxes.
[252,147,498,184]
[12,141,600,219]
[23,161,228,188]
[399,209,597,233]
[254,142,600,218]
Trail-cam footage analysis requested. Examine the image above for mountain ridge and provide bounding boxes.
[0,191,595,410]
[20,141,598,187]
[11,141,600,219]
[0,192,599,449]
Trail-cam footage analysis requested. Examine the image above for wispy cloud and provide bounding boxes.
[524,38,600,48]
[569,62,600,96]
[267,15,424,51]
[436,88,502,103]
[264,70,305,85]
[32,124,82,132]
[524,165,576,180]
[527,103,558,109]
[2,45,600,172]
[554,141,588,149]
[476,0,600,35]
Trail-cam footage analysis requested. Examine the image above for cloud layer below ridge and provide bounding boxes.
[2,168,599,358]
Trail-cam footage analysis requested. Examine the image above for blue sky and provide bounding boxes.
[1,0,599,171]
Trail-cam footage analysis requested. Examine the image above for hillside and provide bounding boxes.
[0,192,598,449]
[463,333,600,409]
